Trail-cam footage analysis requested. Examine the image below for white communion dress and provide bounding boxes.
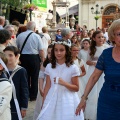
[74,59,85,98]
[36,63,84,120]
[84,44,109,120]
[78,49,89,96]
[33,64,46,120]
[78,49,89,71]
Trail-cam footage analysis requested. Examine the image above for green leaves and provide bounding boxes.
[94,16,100,20]
[1,0,28,8]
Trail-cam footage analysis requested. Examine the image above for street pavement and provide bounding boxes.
[23,101,36,120]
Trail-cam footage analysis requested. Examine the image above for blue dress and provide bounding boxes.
[96,47,120,120]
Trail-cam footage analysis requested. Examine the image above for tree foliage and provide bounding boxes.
[1,0,29,8]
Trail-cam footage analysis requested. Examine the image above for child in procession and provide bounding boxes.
[71,44,86,97]
[36,40,84,120]
[4,46,29,120]
[33,44,53,120]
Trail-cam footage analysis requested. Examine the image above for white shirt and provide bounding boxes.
[0,25,3,30]
[104,32,109,41]
[41,33,51,57]
[16,30,43,54]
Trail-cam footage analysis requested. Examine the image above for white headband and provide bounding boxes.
[52,41,71,47]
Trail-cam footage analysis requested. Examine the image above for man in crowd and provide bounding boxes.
[61,28,72,46]
[4,25,17,47]
[41,26,51,58]
[0,29,11,52]
[16,21,44,101]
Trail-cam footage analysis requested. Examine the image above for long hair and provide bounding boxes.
[43,44,53,68]
[71,43,81,61]
[71,35,80,47]
[81,30,89,40]
[51,42,73,68]
[89,31,102,58]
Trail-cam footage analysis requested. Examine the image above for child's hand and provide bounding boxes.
[21,110,26,118]
[39,88,44,97]
[54,77,65,86]
[58,78,65,86]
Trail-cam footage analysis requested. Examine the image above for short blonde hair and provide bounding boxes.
[108,19,120,43]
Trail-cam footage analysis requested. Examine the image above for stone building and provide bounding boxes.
[36,0,120,30]
[78,0,120,30]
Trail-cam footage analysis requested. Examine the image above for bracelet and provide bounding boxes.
[81,95,88,101]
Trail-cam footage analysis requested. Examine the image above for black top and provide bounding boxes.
[10,67,29,113]
[0,72,8,81]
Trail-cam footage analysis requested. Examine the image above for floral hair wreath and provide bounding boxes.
[51,41,71,47]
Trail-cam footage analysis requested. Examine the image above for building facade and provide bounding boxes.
[79,0,120,30]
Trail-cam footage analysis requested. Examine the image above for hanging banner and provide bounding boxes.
[32,0,47,12]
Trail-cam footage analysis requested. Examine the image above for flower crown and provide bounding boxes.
[51,41,71,47]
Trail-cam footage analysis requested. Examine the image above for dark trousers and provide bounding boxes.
[20,54,40,99]
[11,112,18,120]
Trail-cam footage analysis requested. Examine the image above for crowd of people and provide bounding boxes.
[0,15,120,120]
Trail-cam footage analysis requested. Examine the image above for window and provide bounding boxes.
[104,6,117,15]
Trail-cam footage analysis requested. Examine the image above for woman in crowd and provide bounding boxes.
[76,18,120,120]
[36,40,84,120]
[71,35,80,48]
[77,31,109,120]
[81,30,90,41]
[4,25,17,47]
[17,25,27,36]
[55,29,62,41]
[71,44,86,97]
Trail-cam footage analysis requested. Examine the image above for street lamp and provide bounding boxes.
[91,4,104,30]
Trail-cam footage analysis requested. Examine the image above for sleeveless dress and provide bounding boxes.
[96,48,120,120]
[36,63,84,120]
[84,44,109,120]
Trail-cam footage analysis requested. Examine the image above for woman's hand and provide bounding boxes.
[75,99,86,115]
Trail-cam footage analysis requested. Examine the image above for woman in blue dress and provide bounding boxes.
[75,19,120,120]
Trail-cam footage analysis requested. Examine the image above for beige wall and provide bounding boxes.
[79,0,120,30]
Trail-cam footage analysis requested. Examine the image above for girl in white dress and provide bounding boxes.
[36,41,84,120]
[71,44,86,98]
[33,44,53,120]
[78,39,90,71]
[84,31,109,120]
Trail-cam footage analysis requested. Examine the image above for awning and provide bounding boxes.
[61,4,79,18]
